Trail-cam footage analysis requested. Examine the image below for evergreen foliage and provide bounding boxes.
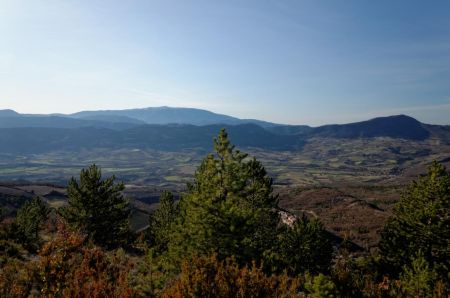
[168,129,280,264]
[60,164,130,248]
[274,216,333,275]
[303,273,336,298]
[398,252,437,297]
[147,191,179,254]
[331,249,383,297]
[14,197,49,247]
[379,161,450,278]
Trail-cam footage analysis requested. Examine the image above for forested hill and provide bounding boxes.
[0,124,303,153]
[0,108,448,154]
[306,115,431,140]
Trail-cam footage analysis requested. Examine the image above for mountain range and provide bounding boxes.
[0,107,275,129]
[0,107,448,154]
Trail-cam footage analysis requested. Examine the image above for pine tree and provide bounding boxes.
[379,161,450,278]
[60,164,130,248]
[399,252,437,297]
[168,129,280,264]
[276,216,333,275]
[147,191,179,254]
[15,197,49,247]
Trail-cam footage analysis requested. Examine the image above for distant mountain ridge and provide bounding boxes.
[69,106,277,127]
[0,115,141,130]
[0,107,447,154]
[0,107,280,129]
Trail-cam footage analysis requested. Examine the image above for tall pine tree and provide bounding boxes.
[379,161,450,278]
[15,197,49,248]
[147,190,179,254]
[168,129,280,264]
[60,164,130,248]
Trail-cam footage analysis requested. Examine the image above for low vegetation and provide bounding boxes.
[0,129,449,297]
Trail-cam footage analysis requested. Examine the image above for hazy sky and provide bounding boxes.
[1,0,449,125]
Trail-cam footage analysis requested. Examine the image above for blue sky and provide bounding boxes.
[0,0,449,125]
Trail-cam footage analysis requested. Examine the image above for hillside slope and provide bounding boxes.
[309,115,430,140]
[0,110,448,155]
[0,124,303,154]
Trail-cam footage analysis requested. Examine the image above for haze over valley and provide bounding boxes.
[0,106,448,187]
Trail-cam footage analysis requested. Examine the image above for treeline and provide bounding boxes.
[0,130,449,297]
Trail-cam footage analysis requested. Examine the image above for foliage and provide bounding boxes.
[36,219,135,297]
[0,219,22,264]
[331,250,388,298]
[130,246,173,297]
[14,197,50,249]
[379,161,450,278]
[269,215,333,275]
[37,219,87,296]
[57,247,134,297]
[147,191,179,254]
[303,273,336,298]
[168,129,280,265]
[0,197,49,266]
[161,254,301,298]
[397,252,438,297]
[0,256,34,298]
[60,164,130,248]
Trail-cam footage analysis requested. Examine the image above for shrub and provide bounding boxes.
[161,254,300,298]
[36,219,135,297]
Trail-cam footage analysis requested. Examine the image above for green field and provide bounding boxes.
[0,137,449,188]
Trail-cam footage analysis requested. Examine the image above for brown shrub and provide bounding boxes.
[36,219,136,298]
[161,254,301,298]
[0,258,34,297]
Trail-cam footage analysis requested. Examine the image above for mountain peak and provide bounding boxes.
[371,114,420,122]
[312,114,429,140]
[0,109,19,117]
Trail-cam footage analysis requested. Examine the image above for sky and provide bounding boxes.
[0,0,449,126]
